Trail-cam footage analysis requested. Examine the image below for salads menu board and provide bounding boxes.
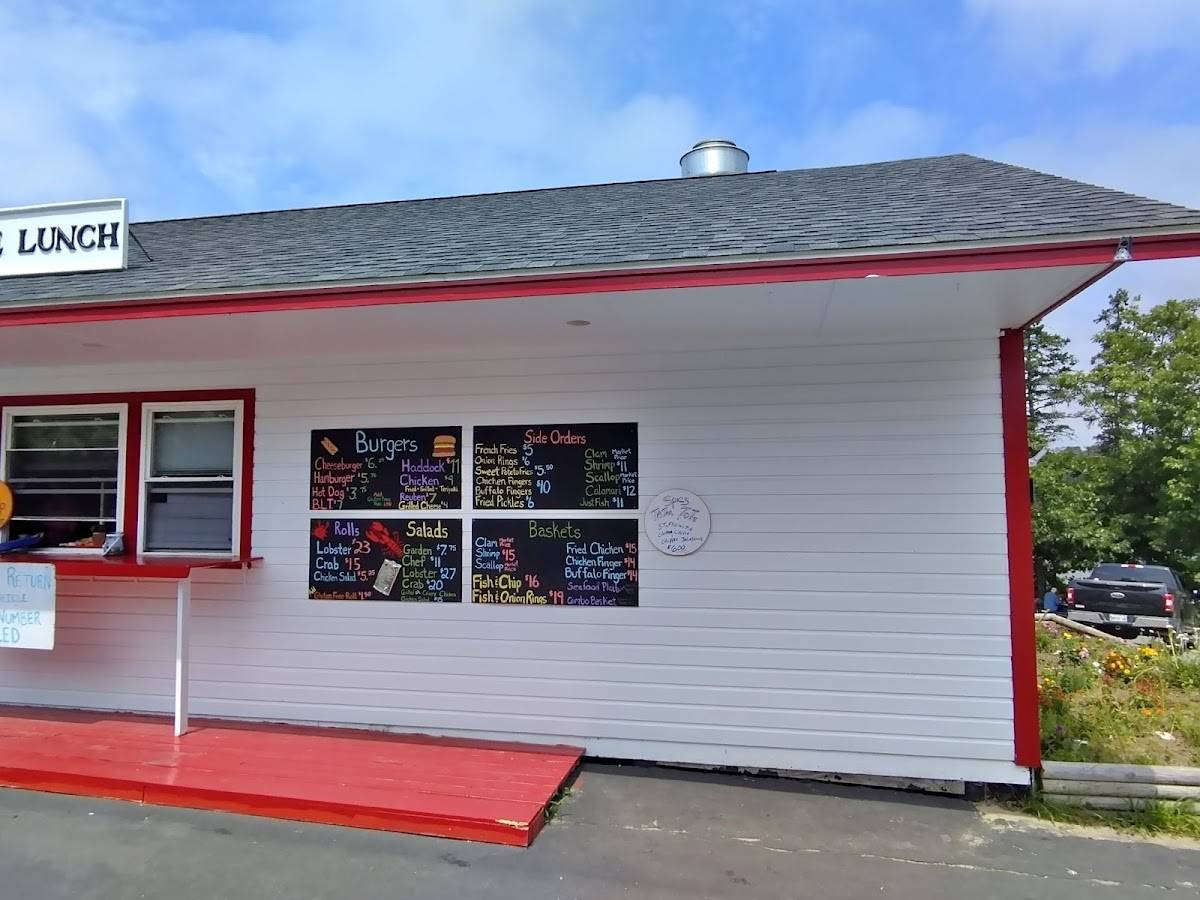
[472,519,638,606]
[310,428,461,510]
[473,423,637,510]
[309,518,462,602]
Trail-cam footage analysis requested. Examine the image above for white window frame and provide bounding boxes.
[138,400,244,558]
[0,403,128,555]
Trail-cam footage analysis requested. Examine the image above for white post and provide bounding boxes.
[174,576,191,737]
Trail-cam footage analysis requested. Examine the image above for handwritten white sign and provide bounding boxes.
[0,563,56,650]
[645,489,711,556]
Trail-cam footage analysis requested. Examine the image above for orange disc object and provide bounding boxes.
[0,481,12,529]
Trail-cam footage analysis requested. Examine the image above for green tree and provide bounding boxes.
[1024,322,1091,588]
[1088,288,1141,451]
[1078,292,1200,581]
[1024,322,1078,452]
[1031,448,1127,588]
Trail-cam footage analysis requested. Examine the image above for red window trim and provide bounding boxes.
[998,330,1040,768]
[0,388,255,559]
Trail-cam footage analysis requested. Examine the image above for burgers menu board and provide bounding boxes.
[473,423,637,510]
[472,518,638,606]
[310,427,461,510]
[309,517,462,601]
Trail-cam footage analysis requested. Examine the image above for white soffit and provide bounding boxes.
[0,263,1109,366]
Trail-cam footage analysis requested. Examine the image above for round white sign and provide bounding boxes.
[645,489,711,556]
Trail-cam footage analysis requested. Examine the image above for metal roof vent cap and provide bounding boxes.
[679,139,749,177]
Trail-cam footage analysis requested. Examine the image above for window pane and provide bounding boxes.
[7,449,119,479]
[4,411,121,549]
[144,483,233,552]
[9,413,119,450]
[8,482,118,519]
[151,411,235,477]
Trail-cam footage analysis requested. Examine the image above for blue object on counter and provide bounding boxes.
[0,533,44,554]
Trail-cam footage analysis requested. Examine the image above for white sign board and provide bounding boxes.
[0,563,56,650]
[645,489,711,556]
[0,199,128,278]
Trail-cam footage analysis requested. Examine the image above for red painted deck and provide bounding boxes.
[0,708,582,846]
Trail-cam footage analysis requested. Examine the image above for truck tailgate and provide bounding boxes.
[1072,579,1167,615]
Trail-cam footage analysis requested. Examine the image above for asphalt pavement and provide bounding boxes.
[2,762,1198,899]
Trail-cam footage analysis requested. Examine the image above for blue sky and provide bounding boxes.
[1,0,1198,358]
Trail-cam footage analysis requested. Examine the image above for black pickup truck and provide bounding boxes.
[1066,563,1198,641]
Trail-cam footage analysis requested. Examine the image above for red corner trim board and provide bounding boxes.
[999,329,1041,768]
[3,233,1199,328]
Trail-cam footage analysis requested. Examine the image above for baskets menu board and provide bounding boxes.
[310,427,461,510]
[473,423,637,509]
[472,518,638,606]
[309,517,462,601]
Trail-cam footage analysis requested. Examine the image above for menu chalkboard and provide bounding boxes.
[309,517,462,601]
[311,428,461,510]
[472,519,638,606]
[473,423,637,510]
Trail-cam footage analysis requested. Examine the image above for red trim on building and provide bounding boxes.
[1125,233,1200,260]
[4,233,1199,328]
[999,329,1041,769]
[123,397,143,544]
[1017,261,1123,331]
[0,552,255,579]
[238,392,255,558]
[0,388,255,561]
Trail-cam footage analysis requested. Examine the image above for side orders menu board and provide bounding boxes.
[472,519,638,606]
[473,423,637,509]
[311,427,461,510]
[309,518,462,601]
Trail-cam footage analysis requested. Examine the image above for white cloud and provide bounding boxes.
[984,120,1200,208]
[986,118,1200,399]
[0,4,950,218]
[2,0,1195,350]
[0,2,703,218]
[966,0,1200,78]
[779,102,946,169]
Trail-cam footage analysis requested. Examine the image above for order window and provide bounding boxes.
[1,408,124,549]
[1,396,248,557]
[141,405,240,554]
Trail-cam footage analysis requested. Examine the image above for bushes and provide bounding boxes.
[1035,622,1200,767]
[1160,654,1200,690]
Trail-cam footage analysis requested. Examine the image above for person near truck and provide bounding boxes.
[1042,587,1060,614]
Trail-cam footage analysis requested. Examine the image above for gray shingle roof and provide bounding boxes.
[3,153,1199,306]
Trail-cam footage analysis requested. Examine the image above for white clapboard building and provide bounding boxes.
[2,145,1199,789]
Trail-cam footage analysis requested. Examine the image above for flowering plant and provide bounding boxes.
[1102,649,1134,679]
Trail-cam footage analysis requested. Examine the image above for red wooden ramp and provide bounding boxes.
[0,708,582,846]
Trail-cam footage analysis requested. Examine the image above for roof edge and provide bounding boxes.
[2,224,1199,315]
[125,154,981,227]
[6,230,1200,330]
